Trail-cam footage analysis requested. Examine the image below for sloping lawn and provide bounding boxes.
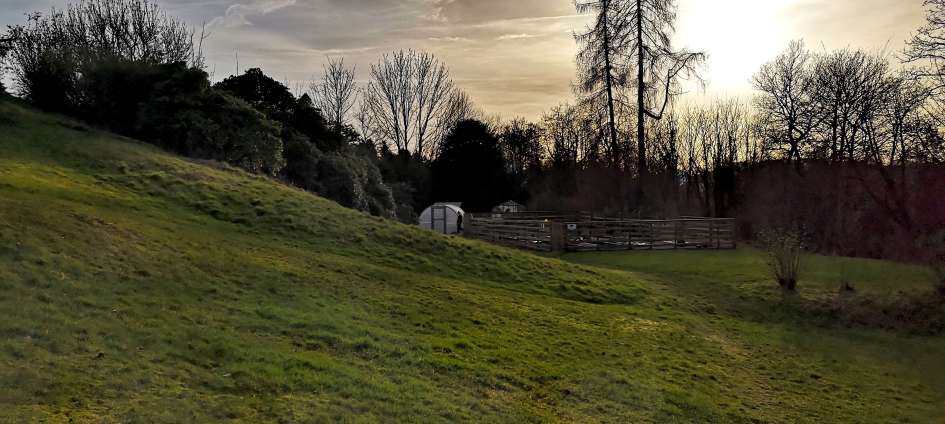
[1,100,943,423]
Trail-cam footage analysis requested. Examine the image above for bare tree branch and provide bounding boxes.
[312,57,357,129]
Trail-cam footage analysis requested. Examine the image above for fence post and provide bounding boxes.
[628,223,633,251]
[551,223,566,253]
[465,214,474,236]
[650,223,656,250]
[710,220,716,249]
[674,221,680,249]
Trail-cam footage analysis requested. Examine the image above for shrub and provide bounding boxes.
[759,228,803,291]
[388,182,419,224]
[11,39,80,112]
[6,0,200,111]
[213,68,299,124]
[316,151,395,218]
[917,231,945,296]
[184,92,286,176]
[934,263,945,296]
[280,138,396,218]
[281,132,322,189]
[79,59,164,133]
[0,37,10,96]
[214,71,347,154]
[378,146,433,216]
[139,84,285,176]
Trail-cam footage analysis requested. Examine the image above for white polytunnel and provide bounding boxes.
[418,203,465,234]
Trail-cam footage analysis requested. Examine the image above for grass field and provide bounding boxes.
[1,100,943,423]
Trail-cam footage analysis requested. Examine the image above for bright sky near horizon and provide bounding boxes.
[0,0,928,119]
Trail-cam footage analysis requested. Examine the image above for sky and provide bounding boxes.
[0,0,929,119]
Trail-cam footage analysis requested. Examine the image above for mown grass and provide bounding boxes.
[0,100,943,423]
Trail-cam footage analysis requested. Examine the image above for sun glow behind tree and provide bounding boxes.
[674,0,798,98]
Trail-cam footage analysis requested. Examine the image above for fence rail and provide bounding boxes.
[564,218,736,252]
[466,214,735,253]
[465,216,554,251]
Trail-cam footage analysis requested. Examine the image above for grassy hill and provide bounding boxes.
[1,100,943,423]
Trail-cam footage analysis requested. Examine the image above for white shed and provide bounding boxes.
[493,200,526,214]
[418,203,465,234]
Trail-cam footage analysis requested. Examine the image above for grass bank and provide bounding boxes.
[1,101,943,423]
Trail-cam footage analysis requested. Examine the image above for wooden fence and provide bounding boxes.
[464,215,554,251]
[466,214,735,253]
[563,218,736,252]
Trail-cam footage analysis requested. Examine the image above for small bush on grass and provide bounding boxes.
[933,262,945,297]
[932,244,945,297]
[759,228,803,292]
[917,231,945,296]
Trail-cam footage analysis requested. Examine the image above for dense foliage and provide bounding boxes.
[431,120,514,212]
[0,36,10,95]
[213,68,395,216]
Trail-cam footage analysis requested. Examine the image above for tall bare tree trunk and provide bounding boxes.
[636,0,647,179]
[603,0,620,171]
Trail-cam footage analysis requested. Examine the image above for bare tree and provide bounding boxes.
[426,89,479,158]
[810,49,893,162]
[575,0,633,170]
[882,73,930,165]
[362,49,468,158]
[499,118,544,175]
[575,0,703,176]
[312,57,357,128]
[667,100,753,216]
[355,87,377,143]
[904,0,945,163]
[904,0,945,89]
[413,52,454,157]
[629,0,704,177]
[753,41,819,161]
[542,103,586,168]
[364,50,413,152]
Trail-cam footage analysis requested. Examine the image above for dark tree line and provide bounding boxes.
[2,0,944,264]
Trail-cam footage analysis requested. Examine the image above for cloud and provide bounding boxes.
[417,0,456,23]
[497,33,540,41]
[428,36,470,43]
[208,0,296,28]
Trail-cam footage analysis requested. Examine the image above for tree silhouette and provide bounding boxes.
[575,0,633,170]
[214,68,299,123]
[905,0,945,88]
[312,57,357,129]
[575,0,703,177]
[905,0,945,140]
[362,50,468,158]
[629,0,704,178]
[431,119,511,211]
[753,41,819,161]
